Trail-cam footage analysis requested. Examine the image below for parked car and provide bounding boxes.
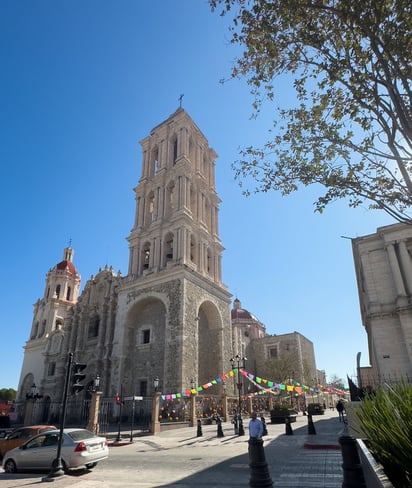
[2,428,109,473]
[0,425,56,459]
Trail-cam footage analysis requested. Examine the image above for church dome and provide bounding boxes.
[231,298,259,321]
[56,260,78,275]
[54,247,79,275]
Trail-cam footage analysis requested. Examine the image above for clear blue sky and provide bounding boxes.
[0,0,393,391]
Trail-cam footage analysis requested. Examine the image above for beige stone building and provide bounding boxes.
[17,109,320,422]
[352,222,412,388]
[230,299,317,384]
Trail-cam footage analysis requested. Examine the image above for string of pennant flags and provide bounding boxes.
[160,368,347,401]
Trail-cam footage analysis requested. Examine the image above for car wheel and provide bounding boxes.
[86,462,97,469]
[4,459,17,473]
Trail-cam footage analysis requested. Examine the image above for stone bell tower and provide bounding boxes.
[112,108,232,397]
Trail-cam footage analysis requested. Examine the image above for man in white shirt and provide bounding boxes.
[248,411,264,439]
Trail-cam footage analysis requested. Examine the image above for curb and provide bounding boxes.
[108,441,133,447]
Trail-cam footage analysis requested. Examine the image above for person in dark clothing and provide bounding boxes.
[260,415,268,436]
[336,400,345,421]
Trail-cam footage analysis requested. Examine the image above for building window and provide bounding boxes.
[55,285,61,299]
[55,318,63,331]
[31,322,39,340]
[269,347,278,358]
[142,329,150,344]
[173,138,178,163]
[66,286,71,300]
[40,320,46,336]
[48,362,56,376]
[88,316,100,339]
[139,380,147,397]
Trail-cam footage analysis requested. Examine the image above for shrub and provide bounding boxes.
[356,380,412,487]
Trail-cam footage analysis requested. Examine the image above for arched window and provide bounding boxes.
[55,285,61,299]
[142,243,151,270]
[55,318,63,330]
[152,148,159,176]
[164,233,174,264]
[66,286,71,300]
[31,322,39,339]
[39,320,46,337]
[173,138,178,163]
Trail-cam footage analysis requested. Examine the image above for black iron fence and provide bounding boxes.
[13,396,153,433]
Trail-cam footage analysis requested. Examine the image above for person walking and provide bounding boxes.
[336,399,345,422]
[249,411,264,439]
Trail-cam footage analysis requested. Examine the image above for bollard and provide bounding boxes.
[285,416,293,435]
[238,416,245,436]
[248,438,273,487]
[197,419,203,437]
[307,414,316,435]
[339,435,366,487]
[232,414,239,435]
[216,416,224,438]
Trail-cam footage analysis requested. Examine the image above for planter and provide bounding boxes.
[356,439,394,488]
[307,403,325,415]
[270,414,297,424]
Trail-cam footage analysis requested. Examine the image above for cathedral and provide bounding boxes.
[16,108,318,417]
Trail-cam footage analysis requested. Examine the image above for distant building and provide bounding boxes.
[231,299,317,384]
[352,222,412,388]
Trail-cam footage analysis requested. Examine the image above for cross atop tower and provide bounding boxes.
[178,94,184,108]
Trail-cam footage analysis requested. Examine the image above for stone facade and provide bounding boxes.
[352,222,412,386]
[17,109,320,413]
[17,108,232,403]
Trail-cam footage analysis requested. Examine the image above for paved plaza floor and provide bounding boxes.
[0,409,347,487]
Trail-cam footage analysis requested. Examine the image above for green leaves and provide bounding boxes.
[357,381,412,487]
[210,0,412,221]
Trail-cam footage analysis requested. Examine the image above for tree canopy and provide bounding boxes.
[210,0,412,222]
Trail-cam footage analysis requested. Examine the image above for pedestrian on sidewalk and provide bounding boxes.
[336,399,345,421]
[249,411,264,439]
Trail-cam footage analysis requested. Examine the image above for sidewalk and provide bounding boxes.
[263,410,346,487]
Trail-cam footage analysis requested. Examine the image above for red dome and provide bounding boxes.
[56,260,78,275]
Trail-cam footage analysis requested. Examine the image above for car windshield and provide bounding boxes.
[66,430,97,441]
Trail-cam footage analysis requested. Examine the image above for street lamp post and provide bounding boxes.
[230,354,247,436]
[190,378,196,427]
[115,384,124,443]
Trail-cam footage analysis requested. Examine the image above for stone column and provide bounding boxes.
[386,242,408,304]
[150,391,161,434]
[24,399,35,426]
[222,394,228,422]
[87,391,102,435]
[398,240,412,295]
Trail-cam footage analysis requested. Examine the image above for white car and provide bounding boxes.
[2,428,109,473]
